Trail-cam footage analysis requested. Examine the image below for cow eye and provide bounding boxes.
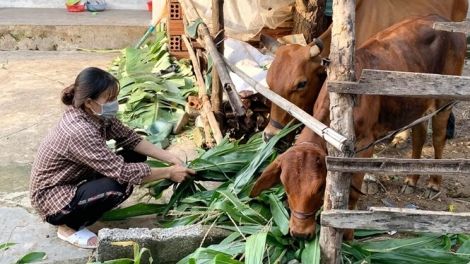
[297,81,307,89]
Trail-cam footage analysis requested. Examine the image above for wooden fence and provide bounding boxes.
[318,1,470,263]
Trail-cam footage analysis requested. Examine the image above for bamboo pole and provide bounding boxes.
[211,0,225,132]
[181,35,223,145]
[319,0,357,263]
[178,0,246,117]
[223,57,349,151]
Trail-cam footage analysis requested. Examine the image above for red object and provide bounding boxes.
[65,3,85,12]
[147,1,152,12]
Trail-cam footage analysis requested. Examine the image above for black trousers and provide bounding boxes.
[46,150,147,230]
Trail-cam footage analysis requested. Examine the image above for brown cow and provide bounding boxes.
[262,0,468,142]
[250,14,466,241]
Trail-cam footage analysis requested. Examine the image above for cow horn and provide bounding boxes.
[310,38,324,57]
[260,34,282,53]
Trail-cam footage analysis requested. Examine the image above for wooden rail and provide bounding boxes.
[434,20,470,34]
[322,207,470,234]
[327,69,470,100]
[327,157,470,175]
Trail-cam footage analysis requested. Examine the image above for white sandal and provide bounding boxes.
[57,227,98,249]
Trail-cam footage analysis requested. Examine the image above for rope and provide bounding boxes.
[354,100,459,154]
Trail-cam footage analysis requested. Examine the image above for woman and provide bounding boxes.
[29,67,196,249]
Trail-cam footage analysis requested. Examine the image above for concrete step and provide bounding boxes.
[0,8,153,50]
[1,0,150,10]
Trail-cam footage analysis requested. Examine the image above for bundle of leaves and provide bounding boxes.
[109,25,197,132]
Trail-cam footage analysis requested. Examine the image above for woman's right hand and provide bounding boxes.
[168,165,196,183]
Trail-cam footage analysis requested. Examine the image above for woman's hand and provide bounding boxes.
[168,156,184,166]
[168,165,196,183]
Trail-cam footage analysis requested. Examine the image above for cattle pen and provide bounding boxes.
[222,1,470,263]
[302,1,470,263]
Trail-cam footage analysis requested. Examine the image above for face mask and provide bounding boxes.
[92,99,119,119]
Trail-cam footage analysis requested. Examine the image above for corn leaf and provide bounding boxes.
[15,252,46,264]
[301,236,320,264]
[267,193,289,235]
[209,254,243,264]
[231,123,301,194]
[100,203,167,221]
[457,238,470,254]
[245,231,268,264]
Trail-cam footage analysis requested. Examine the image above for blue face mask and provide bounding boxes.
[92,99,119,119]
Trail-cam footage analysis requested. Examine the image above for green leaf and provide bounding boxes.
[267,193,289,235]
[100,203,167,221]
[0,242,16,250]
[231,123,301,194]
[301,236,320,264]
[209,254,243,264]
[457,238,470,254]
[177,248,234,264]
[245,232,268,264]
[15,252,46,264]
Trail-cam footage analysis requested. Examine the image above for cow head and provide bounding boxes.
[261,34,328,143]
[249,143,327,240]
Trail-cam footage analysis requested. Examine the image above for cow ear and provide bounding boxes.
[249,158,282,197]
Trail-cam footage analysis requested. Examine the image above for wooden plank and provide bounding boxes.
[327,69,470,100]
[327,157,470,175]
[321,207,470,233]
[434,21,470,34]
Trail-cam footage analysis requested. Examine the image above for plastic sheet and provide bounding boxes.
[192,0,295,40]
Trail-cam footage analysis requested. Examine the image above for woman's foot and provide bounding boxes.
[57,225,98,248]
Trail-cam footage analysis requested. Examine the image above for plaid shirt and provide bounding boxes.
[30,106,151,221]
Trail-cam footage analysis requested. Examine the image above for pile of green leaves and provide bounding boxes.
[101,122,470,263]
[109,24,197,132]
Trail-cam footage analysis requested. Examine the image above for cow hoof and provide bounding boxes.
[361,174,378,195]
[400,183,416,194]
[424,188,441,200]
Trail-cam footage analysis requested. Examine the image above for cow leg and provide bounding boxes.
[424,108,451,199]
[344,146,374,242]
[401,121,428,194]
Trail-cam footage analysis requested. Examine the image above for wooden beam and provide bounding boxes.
[327,157,470,175]
[327,69,470,100]
[222,57,350,152]
[321,207,470,234]
[179,0,246,116]
[211,0,225,133]
[434,20,470,34]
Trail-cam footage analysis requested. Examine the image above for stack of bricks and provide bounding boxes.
[167,0,197,59]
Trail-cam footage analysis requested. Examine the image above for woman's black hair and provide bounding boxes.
[61,67,120,108]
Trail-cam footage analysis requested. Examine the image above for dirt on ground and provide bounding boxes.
[355,60,470,213]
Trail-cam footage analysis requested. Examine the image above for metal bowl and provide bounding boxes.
[86,2,107,12]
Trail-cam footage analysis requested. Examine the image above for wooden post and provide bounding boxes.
[181,35,223,146]
[319,0,356,263]
[211,0,225,132]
